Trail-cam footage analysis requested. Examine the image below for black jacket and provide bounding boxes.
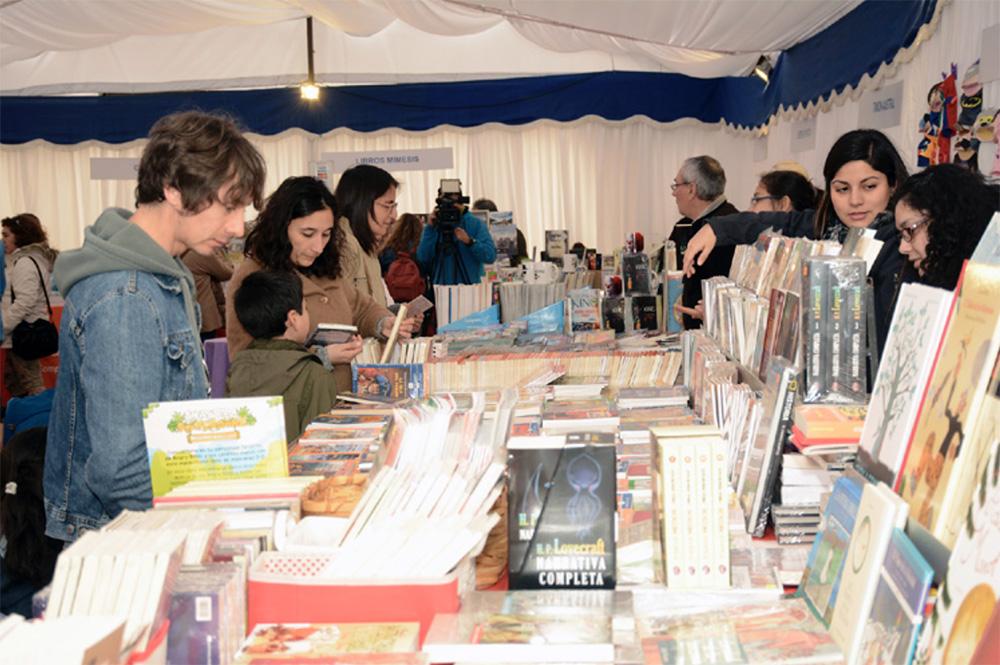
[707,209,906,356]
[679,200,740,329]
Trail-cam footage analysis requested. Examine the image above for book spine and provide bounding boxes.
[694,439,713,588]
[828,261,845,399]
[710,437,730,588]
[679,440,698,587]
[649,436,667,585]
[803,258,828,402]
[843,260,866,403]
[662,440,684,588]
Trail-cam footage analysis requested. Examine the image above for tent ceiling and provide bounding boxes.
[0,0,862,95]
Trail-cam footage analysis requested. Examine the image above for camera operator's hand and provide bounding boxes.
[455,227,472,245]
[427,207,438,228]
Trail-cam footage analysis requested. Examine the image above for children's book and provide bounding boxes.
[799,476,864,625]
[896,262,1000,546]
[915,439,1000,665]
[829,482,910,665]
[856,283,954,487]
[352,364,424,400]
[857,528,933,665]
[143,396,289,498]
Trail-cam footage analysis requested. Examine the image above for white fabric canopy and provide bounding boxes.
[0,0,862,95]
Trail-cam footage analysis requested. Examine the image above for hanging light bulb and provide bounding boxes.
[300,17,320,101]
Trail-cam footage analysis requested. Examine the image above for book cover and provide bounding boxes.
[857,528,933,665]
[509,440,617,590]
[794,404,867,440]
[235,622,420,661]
[969,211,1000,265]
[601,296,625,333]
[629,295,659,332]
[739,358,799,538]
[799,476,864,625]
[507,436,565,582]
[915,439,1000,665]
[621,253,652,296]
[857,283,954,487]
[774,290,802,368]
[896,262,1000,543]
[839,258,866,404]
[664,270,684,333]
[305,323,358,347]
[829,483,910,665]
[143,396,289,498]
[352,364,424,400]
[545,229,568,260]
[488,212,518,264]
[759,288,786,381]
[567,288,601,332]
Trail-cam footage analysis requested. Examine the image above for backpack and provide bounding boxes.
[385,251,426,303]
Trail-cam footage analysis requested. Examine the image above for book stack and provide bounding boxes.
[613,385,688,409]
[800,255,867,405]
[103,508,225,565]
[0,615,126,665]
[650,425,730,589]
[550,374,610,399]
[771,454,837,545]
[167,561,247,665]
[287,412,391,477]
[433,282,494,329]
[790,403,866,456]
[497,282,566,322]
[45,529,186,655]
[540,396,620,434]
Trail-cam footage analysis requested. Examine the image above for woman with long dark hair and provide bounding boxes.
[892,163,1000,289]
[683,129,911,353]
[225,176,417,392]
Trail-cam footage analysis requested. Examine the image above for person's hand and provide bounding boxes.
[455,227,472,245]
[380,315,420,340]
[682,225,717,277]
[673,299,705,321]
[406,311,425,328]
[325,334,363,363]
[427,207,438,227]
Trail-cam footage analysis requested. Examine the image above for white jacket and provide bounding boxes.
[2,242,58,348]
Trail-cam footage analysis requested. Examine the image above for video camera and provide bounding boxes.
[435,178,470,233]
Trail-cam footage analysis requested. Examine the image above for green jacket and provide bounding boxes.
[225,338,338,443]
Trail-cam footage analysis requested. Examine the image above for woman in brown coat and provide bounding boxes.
[225,176,418,392]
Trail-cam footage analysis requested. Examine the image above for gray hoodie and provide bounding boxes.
[53,207,199,333]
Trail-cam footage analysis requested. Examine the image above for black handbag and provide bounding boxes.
[10,257,59,361]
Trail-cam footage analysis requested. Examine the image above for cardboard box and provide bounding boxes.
[247,552,474,645]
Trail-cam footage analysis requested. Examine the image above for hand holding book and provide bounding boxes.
[325,335,363,364]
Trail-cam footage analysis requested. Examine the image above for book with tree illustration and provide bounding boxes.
[856,283,954,486]
[143,396,288,497]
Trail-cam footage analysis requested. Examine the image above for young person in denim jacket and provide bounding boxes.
[44,111,266,543]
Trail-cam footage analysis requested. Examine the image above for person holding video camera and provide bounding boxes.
[417,179,496,285]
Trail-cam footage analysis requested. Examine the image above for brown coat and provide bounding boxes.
[225,256,391,392]
[182,248,234,332]
[338,216,390,308]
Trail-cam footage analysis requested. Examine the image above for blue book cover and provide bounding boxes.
[800,475,864,625]
[857,528,933,665]
[352,363,424,399]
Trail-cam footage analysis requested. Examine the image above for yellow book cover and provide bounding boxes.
[897,262,1000,541]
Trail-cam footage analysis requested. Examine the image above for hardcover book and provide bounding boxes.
[799,476,864,625]
[857,528,933,665]
[143,396,289,498]
[507,436,617,590]
[896,261,1000,545]
[914,438,1000,665]
[739,358,799,538]
[856,283,954,487]
[829,482,910,665]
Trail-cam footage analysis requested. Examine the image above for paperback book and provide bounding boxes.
[352,364,425,400]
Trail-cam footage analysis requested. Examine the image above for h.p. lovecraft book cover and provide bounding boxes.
[509,436,617,590]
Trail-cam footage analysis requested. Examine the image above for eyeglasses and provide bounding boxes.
[374,201,398,213]
[899,217,930,242]
[670,182,692,192]
[750,195,778,206]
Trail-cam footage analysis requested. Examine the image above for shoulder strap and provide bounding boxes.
[25,257,54,319]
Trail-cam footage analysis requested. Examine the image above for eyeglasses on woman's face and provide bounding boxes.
[899,216,930,243]
[750,195,778,206]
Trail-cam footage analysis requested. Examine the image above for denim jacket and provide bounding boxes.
[44,269,206,541]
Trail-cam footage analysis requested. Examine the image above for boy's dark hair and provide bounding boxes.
[135,110,267,213]
[233,270,304,340]
[0,427,62,589]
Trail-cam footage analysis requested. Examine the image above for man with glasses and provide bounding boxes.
[668,156,739,329]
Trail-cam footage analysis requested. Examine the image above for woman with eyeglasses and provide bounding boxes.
[225,176,418,392]
[748,170,820,213]
[684,129,910,354]
[334,164,399,308]
[892,163,999,289]
[1,214,58,397]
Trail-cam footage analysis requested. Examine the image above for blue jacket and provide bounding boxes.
[416,210,497,285]
[44,208,206,542]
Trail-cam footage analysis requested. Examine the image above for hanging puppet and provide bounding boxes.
[957,60,983,129]
[917,64,958,167]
